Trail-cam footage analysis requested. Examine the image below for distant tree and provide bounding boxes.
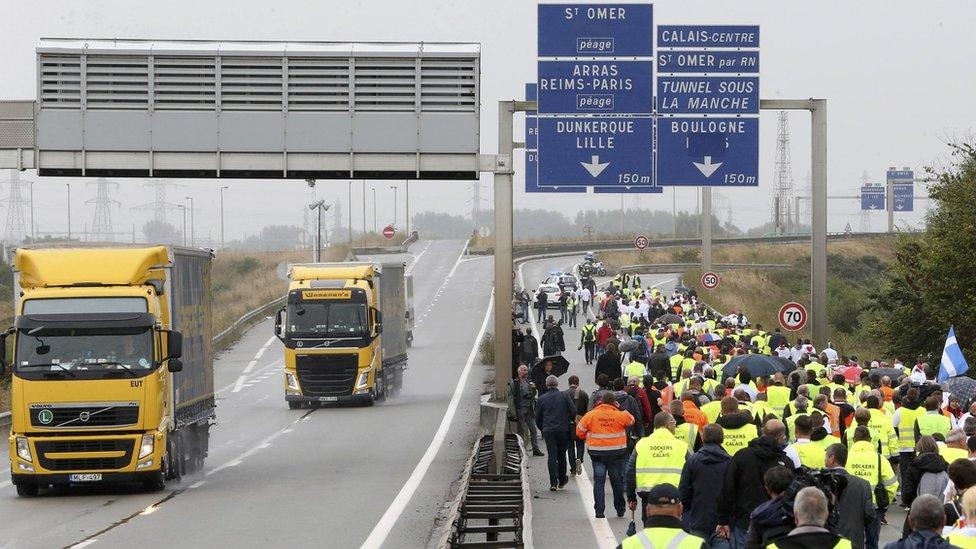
[870,143,976,366]
[142,220,180,245]
[246,225,303,251]
[411,212,474,238]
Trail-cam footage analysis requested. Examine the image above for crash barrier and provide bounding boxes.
[618,263,790,274]
[470,232,886,260]
[349,245,409,255]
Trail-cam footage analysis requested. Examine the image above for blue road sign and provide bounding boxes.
[657,76,759,115]
[525,150,586,193]
[537,60,653,114]
[658,50,760,74]
[657,117,759,186]
[526,83,537,103]
[860,187,885,210]
[537,117,653,187]
[657,25,760,48]
[893,183,914,212]
[538,4,653,57]
[886,169,913,181]
[593,185,663,194]
[526,116,538,150]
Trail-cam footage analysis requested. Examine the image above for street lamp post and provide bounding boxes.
[219,186,229,250]
[178,205,186,246]
[308,200,330,262]
[66,183,71,240]
[185,196,194,247]
[405,180,410,235]
[389,184,398,227]
[371,187,377,233]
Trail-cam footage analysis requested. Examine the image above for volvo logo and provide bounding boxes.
[37,409,54,424]
[79,411,91,422]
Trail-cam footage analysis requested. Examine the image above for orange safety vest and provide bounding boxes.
[821,403,841,438]
[661,385,675,406]
[576,403,635,452]
[683,400,709,429]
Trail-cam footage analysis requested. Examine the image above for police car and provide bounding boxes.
[543,271,579,292]
[537,283,562,308]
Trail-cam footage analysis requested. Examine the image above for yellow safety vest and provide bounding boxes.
[634,430,688,493]
[766,386,791,417]
[897,406,926,453]
[940,445,969,463]
[785,413,808,442]
[947,531,976,549]
[670,354,684,378]
[680,357,697,375]
[867,408,899,458]
[721,423,759,456]
[917,412,952,439]
[625,361,648,382]
[789,440,826,468]
[844,425,884,455]
[581,324,596,342]
[847,440,899,505]
[701,400,723,424]
[674,422,698,449]
[753,401,777,422]
[768,537,852,549]
[622,528,706,549]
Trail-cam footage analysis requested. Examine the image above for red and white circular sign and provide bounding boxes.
[382,225,396,240]
[778,302,808,332]
[634,234,649,250]
[700,271,720,290]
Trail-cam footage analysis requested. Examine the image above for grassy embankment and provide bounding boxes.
[601,236,897,361]
[0,245,350,413]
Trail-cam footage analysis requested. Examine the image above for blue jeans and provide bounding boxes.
[866,509,883,549]
[590,454,625,517]
[729,526,747,549]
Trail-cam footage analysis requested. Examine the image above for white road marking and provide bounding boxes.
[445,238,470,279]
[405,241,432,275]
[69,540,99,549]
[361,290,494,549]
[205,412,306,477]
[519,259,679,548]
[412,239,471,325]
[231,337,278,393]
[188,480,206,489]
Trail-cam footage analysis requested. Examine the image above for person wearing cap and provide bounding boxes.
[627,412,690,526]
[617,483,709,549]
[535,375,578,491]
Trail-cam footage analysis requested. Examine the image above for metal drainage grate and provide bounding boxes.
[448,434,526,548]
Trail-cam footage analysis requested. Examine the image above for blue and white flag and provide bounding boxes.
[938,326,970,382]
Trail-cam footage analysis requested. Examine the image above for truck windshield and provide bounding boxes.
[15,328,154,375]
[287,302,368,338]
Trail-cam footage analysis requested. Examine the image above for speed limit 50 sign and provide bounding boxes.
[778,302,808,332]
[634,235,649,250]
[700,271,719,289]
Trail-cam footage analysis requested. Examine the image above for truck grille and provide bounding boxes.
[296,354,358,397]
[30,403,139,429]
[35,439,135,471]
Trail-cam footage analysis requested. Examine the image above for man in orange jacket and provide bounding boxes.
[681,392,709,429]
[577,391,636,519]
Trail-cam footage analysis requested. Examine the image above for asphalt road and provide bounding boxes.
[0,239,494,549]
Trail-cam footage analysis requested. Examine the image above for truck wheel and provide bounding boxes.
[143,476,166,492]
[15,483,38,497]
[288,400,302,410]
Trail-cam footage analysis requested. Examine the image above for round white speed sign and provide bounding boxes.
[778,302,808,332]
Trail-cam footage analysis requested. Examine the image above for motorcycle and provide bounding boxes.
[578,261,607,277]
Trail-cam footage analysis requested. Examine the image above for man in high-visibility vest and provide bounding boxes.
[579,319,597,365]
[860,394,898,458]
[618,483,708,549]
[716,397,759,457]
[847,426,898,549]
[940,429,970,463]
[766,374,792,417]
[787,414,826,468]
[669,401,700,451]
[626,412,689,526]
[577,391,636,519]
[765,487,853,549]
[701,385,728,423]
[843,408,885,455]
[915,395,952,442]
[892,387,925,503]
[625,358,648,386]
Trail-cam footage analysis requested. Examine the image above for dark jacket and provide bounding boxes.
[679,442,730,534]
[647,351,671,379]
[833,468,875,549]
[901,452,950,510]
[745,496,792,549]
[883,530,957,549]
[535,389,577,433]
[595,351,623,385]
[520,334,539,365]
[542,325,565,356]
[770,527,850,549]
[614,390,644,437]
[717,435,792,530]
[566,386,589,422]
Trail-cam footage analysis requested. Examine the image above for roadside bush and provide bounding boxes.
[478,332,495,365]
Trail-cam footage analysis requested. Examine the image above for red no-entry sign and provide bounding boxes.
[383,225,396,239]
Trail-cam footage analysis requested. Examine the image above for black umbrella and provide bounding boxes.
[721,354,795,381]
[532,355,570,378]
[944,376,976,406]
[865,367,906,381]
[655,313,684,325]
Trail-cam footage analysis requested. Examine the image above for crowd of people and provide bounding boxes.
[507,271,976,549]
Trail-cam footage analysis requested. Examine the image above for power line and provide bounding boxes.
[86,178,121,242]
[772,111,795,234]
[1,169,29,246]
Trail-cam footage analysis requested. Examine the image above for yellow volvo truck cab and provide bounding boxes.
[275,262,409,407]
[2,245,215,496]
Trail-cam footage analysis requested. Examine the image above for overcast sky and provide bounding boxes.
[1,0,974,242]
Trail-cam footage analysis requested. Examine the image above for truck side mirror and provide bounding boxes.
[275,308,286,340]
[373,308,383,335]
[168,358,183,373]
[0,329,7,376]
[167,331,183,359]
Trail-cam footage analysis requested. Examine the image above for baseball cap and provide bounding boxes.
[646,483,680,505]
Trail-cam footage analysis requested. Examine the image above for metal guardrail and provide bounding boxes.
[1,295,288,429]
[618,262,791,274]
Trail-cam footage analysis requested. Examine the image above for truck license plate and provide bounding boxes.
[318,396,338,402]
[69,474,102,482]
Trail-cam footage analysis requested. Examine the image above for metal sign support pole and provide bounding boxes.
[702,187,712,272]
[760,99,827,347]
[887,178,895,232]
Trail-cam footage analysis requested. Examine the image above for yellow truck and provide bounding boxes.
[2,245,214,496]
[274,262,409,407]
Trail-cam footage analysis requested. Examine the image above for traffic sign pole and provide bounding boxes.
[702,187,712,272]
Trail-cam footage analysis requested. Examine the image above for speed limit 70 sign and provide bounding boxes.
[634,234,649,250]
[778,302,808,332]
[700,271,719,289]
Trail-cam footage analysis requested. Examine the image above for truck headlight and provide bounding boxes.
[16,437,32,463]
[285,372,300,390]
[139,433,155,459]
[356,370,370,389]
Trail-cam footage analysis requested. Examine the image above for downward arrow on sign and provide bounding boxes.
[580,156,610,178]
[693,156,723,178]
